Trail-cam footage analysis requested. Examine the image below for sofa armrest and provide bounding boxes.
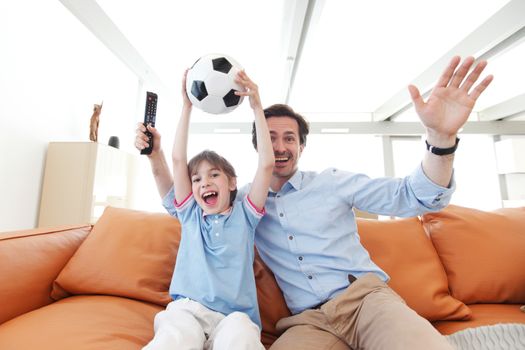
[0,225,91,324]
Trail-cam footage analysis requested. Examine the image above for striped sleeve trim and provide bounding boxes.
[246,196,265,217]
[174,193,193,210]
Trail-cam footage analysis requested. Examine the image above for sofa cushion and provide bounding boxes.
[0,295,162,349]
[422,205,525,304]
[0,225,90,324]
[358,217,471,321]
[433,304,525,335]
[51,206,181,306]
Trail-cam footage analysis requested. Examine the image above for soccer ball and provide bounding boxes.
[186,54,245,114]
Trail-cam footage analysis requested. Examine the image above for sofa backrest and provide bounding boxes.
[0,225,90,324]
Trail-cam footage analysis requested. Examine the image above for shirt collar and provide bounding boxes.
[288,170,303,190]
[202,206,232,218]
[270,170,302,194]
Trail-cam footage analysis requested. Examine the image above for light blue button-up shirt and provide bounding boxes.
[164,164,454,315]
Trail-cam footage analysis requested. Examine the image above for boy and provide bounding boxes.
[143,70,273,350]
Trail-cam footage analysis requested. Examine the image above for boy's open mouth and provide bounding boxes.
[202,191,218,205]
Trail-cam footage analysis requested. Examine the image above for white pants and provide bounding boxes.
[142,298,265,350]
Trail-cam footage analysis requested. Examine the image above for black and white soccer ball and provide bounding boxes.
[186,54,245,114]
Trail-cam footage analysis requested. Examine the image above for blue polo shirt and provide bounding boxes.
[168,194,264,329]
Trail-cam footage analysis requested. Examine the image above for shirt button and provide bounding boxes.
[276,194,280,198]
[215,233,219,237]
[279,213,284,217]
[298,256,303,261]
[214,220,219,224]
[288,235,293,240]
[308,275,313,280]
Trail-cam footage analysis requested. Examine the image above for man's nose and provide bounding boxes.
[273,139,286,153]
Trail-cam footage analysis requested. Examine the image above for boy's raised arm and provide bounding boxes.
[235,71,274,210]
[172,70,193,204]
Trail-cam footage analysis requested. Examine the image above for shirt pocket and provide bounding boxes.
[287,191,340,235]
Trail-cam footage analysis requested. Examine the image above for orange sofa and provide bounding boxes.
[0,205,524,349]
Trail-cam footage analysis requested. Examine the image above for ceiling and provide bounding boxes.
[59,0,525,134]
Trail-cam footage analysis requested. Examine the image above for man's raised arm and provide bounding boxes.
[409,56,493,187]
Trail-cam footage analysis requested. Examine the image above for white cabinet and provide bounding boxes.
[38,142,139,227]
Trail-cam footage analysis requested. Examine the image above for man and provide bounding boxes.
[135,56,492,349]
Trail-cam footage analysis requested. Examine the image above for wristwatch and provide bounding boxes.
[425,137,460,156]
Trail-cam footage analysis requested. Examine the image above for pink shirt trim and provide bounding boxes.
[174,192,193,209]
[247,196,266,216]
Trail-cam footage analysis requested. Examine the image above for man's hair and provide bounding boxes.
[187,150,237,205]
[251,104,310,149]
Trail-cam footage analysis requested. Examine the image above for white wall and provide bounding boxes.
[0,1,139,231]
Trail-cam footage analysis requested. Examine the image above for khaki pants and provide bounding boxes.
[270,274,453,350]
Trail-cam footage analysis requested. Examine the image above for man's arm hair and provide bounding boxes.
[148,149,174,198]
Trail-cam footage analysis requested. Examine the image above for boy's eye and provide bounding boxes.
[192,177,200,183]
[211,173,220,178]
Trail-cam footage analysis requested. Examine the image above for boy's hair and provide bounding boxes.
[188,150,238,205]
[251,103,310,149]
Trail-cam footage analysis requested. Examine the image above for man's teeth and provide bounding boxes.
[275,157,289,162]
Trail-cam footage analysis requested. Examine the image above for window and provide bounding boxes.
[301,134,384,177]
[391,135,501,210]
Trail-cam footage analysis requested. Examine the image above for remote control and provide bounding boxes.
[141,91,158,155]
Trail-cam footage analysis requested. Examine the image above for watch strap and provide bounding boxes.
[425,137,460,155]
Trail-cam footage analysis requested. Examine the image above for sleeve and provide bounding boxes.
[332,163,455,217]
[162,187,178,218]
[173,193,199,223]
[240,195,265,231]
[162,187,200,220]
